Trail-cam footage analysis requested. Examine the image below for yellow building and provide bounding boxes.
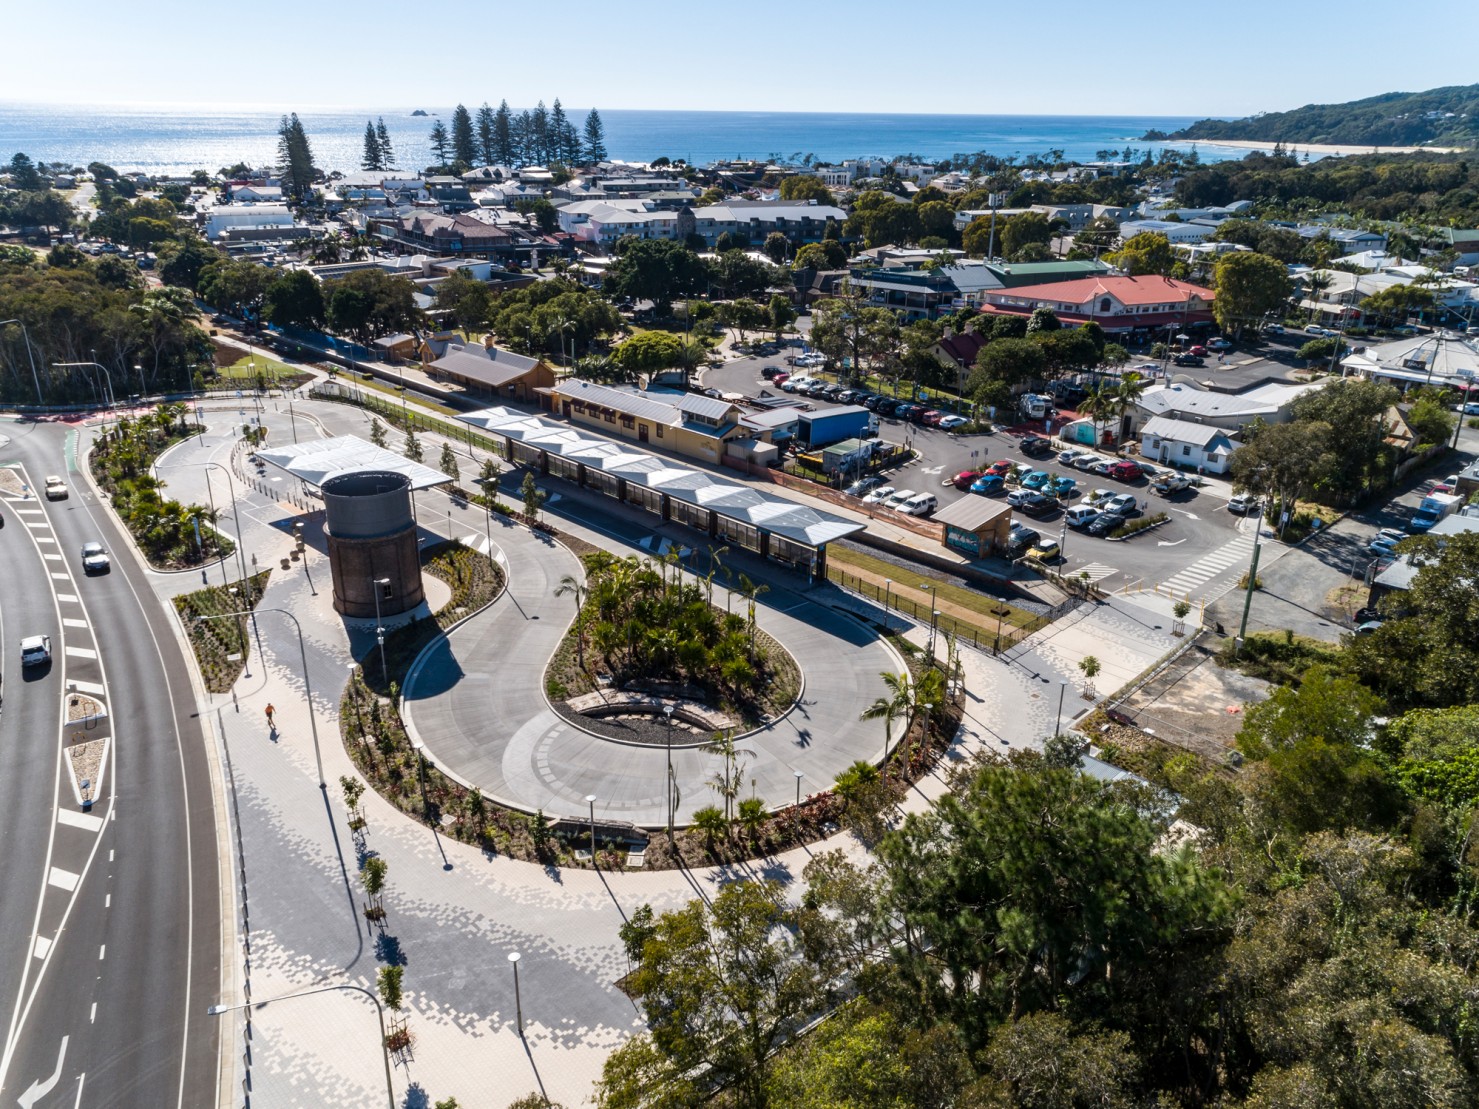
[542,379,749,465]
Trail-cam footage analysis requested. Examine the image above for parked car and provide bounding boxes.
[1029,539,1062,561]
[1227,492,1261,515]
[1087,512,1123,536]
[771,372,790,386]
[1104,493,1139,517]
[1108,460,1144,481]
[938,414,969,430]
[1432,474,1460,494]
[1354,620,1385,636]
[1206,337,1233,351]
[1172,353,1205,367]
[1058,448,1087,466]
[761,366,781,379]
[1049,475,1078,498]
[897,492,938,516]
[1086,487,1117,507]
[1089,459,1117,476]
[1018,492,1059,517]
[1020,434,1052,456]
[1073,454,1106,472]
[970,473,1005,495]
[1066,505,1100,528]
[44,475,67,500]
[1021,470,1052,490]
[835,389,859,404]
[985,459,1015,476]
[1188,344,1208,357]
[883,488,920,510]
[917,409,943,426]
[1375,527,1410,545]
[861,485,896,505]
[1304,324,1336,336]
[951,470,985,490]
[1369,538,1400,557]
[845,476,885,497]
[1006,488,1035,508]
[1263,323,1286,335]
[80,541,110,573]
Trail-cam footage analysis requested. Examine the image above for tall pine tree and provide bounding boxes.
[277,113,317,204]
[450,103,477,167]
[492,100,514,165]
[476,103,496,166]
[549,99,574,165]
[583,108,608,164]
[513,110,534,165]
[361,121,383,171]
[376,117,395,169]
[531,101,550,164]
[428,119,451,166]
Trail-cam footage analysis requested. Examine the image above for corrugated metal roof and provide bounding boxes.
[676,393,735,421]
[459,406,865,547]
[256,436,451,490]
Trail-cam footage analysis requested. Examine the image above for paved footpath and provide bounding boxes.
[120,393,1201,1108]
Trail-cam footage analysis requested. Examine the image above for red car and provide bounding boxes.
[920,409,946,426]
[1188,345,1208,357]
[1109,460,1144,481]
[771,371,790,385]
[985,459,1015,476]
[951,469,984,490]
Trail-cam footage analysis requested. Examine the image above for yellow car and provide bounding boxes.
[1029,540,1062,561]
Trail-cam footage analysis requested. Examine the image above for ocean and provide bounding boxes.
[0,102,1260,176]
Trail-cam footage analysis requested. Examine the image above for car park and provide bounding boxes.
[44,475,68,500]
[970,473,1005,495]
[861,485,896,505]
[897,492,938,516]
[1066,505,1099,528]
[938,415,969,430]
[20,635,51,667]
[845,476,884,497]
[1228,493,1261,515]
[80,541,110,573]
[1029,539,1062,561]
[1108,460,1143,481]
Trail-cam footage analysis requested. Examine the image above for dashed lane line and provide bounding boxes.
[56,594,78,604]
[62,619,89,630]
[63,646,96,660]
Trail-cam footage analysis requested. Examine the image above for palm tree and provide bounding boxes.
[1077,385,1115,447]
[691,805,728,852]
[1304,271,1333,323]
[553,572,588,669]
[702,729,755,820]
[736,573,769,651]
[1111,371,1150,444]
[737,797,767,842]
[861,671,913,777]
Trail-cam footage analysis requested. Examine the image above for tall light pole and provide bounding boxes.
[663,704,675,839]
[372,576,390,687]
[918,582,936,643]
[585,794,597,863]
[207,984,395,1109]
[508,951,524,1036]
[882,578,893,631]
[199,607,326,788]
[794,770,804,809]
[53,359,115,429]
[0,319,43,404]
[1054,678,1068,737]
[160,459,250,586]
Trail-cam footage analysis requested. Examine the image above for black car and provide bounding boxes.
[1087,512,1122,536]
[1017,492,1059,517]
[1173,353,1205,367]
[873,398,898,416]
[761,366,781,379]
[1020,435,1052,456]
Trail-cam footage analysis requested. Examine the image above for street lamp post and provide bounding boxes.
[508,951,524,1036]
[882,578,893,631]
[53,359,115,430]
[372,577,390,687]
[794,770,804,809]
[206,983,395,1109]
[663,704,675,839]
[930,609,941,667]
[0,319,44,404]
[1054,679,1068,737]
[161,459,250,586]
[918,582,936,656]
[585,794,597,863]
[199,607,325,788]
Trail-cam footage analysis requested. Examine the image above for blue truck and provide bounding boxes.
[797,405,876,449]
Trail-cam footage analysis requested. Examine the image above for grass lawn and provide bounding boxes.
[826,544,1037,630]
[215,353,309,387]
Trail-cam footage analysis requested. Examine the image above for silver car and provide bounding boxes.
[81,541,111,573]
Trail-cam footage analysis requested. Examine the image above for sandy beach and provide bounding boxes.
[1195,139,1468,157]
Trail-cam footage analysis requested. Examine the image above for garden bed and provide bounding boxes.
[66,738,107,807]
[174,571,272,693]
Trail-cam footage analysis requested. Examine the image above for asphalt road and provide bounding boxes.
[0,420,220,1109]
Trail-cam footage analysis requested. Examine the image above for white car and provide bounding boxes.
[20,635,51,667]
[861,485,896,505]
[1104,493,1139,517]
[1228,493,1261,515]
[937,415,968,430]
[896,492,938,516]
[81,541,110,573]
[44,475,68,500]
[883,488,919,510]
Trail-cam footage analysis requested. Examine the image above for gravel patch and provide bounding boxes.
[67,739,106,803]
[67,694,103,721]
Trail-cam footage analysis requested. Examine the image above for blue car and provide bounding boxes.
[970,473,1005,495]
[1021,470,1051,490]
[1050,476,1077,498]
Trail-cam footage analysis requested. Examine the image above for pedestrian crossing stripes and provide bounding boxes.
[1158,535,1255,598]
[1071,563,1119,583]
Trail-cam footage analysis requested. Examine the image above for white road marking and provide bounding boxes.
[73,1071,85,1108]
[62,619,89,629]
[47,868,79,893]
[34,537,55,544]
[49,572,69,580]
[1157,538,1187,546]
[15,1034,65,1109]
[24,522,47,530]
[1069,562,1119,583]
[16,509,43,516]
[97,946,105,961]
[64,646,97,659]
[89,1004,96,1025]
[56,594,79,603]
[30,937,50,960]
[104,894,109,908]
[68,680,104,695]
[56,810,103,832]
[43,554,62,562]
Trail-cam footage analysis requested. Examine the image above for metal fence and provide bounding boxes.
[826,565,1070,656]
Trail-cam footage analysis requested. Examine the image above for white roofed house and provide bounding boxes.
[689,201,848,247]
[1138,416,1238,474]
[425,342,556,404]
[1131,380,1325,435]
[204,204,303,243]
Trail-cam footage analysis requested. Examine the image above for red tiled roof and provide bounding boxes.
[934,330,987,367]
[987,274,1214,307]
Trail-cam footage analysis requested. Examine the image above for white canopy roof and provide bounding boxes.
[460,407,865,548]
[256,435,451,491]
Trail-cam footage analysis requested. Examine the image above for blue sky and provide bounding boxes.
[3,0,1475,117]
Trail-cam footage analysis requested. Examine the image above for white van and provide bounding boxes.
[1066,505,1099,528]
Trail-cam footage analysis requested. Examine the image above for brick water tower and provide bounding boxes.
[322,470,424,617]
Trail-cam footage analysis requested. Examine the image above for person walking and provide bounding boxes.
[265,703,276,729]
